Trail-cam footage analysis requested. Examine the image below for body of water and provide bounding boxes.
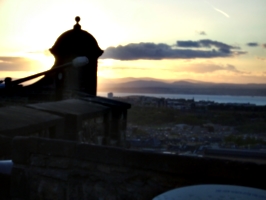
[98,92,266,106]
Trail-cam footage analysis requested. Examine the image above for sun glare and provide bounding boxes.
[16,0,124,50]
[98,68,116,79]
[99,59,115,67]
[1,0,266,84]
[24,53,55,72]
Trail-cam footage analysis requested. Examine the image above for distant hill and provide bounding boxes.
[98,77,266,96]
[114,80,170,88]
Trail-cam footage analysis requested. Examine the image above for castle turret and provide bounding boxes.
[49,16,103,96]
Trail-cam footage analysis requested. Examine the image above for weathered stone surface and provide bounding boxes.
[0,106,63,137]
[75,143,126,165]
[28,99,109,122]
[30,155,46,167]
[11,167,30,199]
[30,178,66,200]
[28,99,110,141]
[0,135,12,159]
[46,157,71,169]
[33,168,68,181]
[11,137,266,199]
[12,137,38,165]
[37,138,76,157]
[74,160,96,171]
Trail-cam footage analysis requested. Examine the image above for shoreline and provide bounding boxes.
[97,92,266,106]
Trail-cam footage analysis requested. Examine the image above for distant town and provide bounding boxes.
[111,94,266,162]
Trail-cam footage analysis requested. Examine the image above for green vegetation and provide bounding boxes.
[128,105,209,126]
[128,105,177,126]
[131,127,150,137]
[127,105,266,136]
[127,104,266,148]
[236,121,266,134]
[224,135,266,146]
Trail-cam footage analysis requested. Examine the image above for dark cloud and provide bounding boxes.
[196,31,207,35]
[177,39,239,50]
[177,41,200,47]
[0,57,37,71]
[199,31,206,35]
[263,43,266,48]
[246,42,259,47]
[101,40,245,60]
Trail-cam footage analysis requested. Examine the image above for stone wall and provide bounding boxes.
[11,136,266,200]
[0,106,64,159]
[0,135,12,160]
[0,98,130,159]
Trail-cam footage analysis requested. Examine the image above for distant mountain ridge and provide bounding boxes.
[98,77,266,96]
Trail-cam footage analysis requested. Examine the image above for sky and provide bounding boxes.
[0,0,266,84]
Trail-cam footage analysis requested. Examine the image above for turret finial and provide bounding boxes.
[75,16,80,23]
[74,16,81,30]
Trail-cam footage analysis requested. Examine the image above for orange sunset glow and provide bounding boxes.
[0,0,266,85]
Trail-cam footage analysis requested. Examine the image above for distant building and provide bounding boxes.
[107,92,113,98]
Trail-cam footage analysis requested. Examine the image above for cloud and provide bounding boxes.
[180,63,241,73]
[101,40,245,60]
[225,64,240,72]
[205,0,230,18]
[247,42,259,47]
[28,49,51,56]
[100,66,148,70]
[257,57,266,61]
[0,57,36,71]
[177,41,201,48]
[213,7,230,18]
[177,39,239,50]
[263,44,266,48]
[196,31,207,35]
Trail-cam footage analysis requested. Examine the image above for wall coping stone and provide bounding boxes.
[12,136,266,190]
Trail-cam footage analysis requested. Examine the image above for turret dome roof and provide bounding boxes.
[49,17,103,59]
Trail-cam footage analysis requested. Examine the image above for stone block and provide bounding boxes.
[0,135,12,159]
[12,137,38,165]
[30,178,66,200]
[96,164,111,174]
[73,160,96,171]
[33,168,68,181]
[75,143,126,165]
[30,154,47,167]
[46,157,71,169]
[37,138,76,157]
[11,167,30,199]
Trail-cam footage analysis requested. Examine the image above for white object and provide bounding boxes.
[72,56,89,67]
[0,160,13,174]
[153,184,266,200]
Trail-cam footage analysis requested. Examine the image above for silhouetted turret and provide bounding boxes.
[0,17,103,102]
[49,16,103,96]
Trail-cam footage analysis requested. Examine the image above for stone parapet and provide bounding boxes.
[11,136,266,199]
